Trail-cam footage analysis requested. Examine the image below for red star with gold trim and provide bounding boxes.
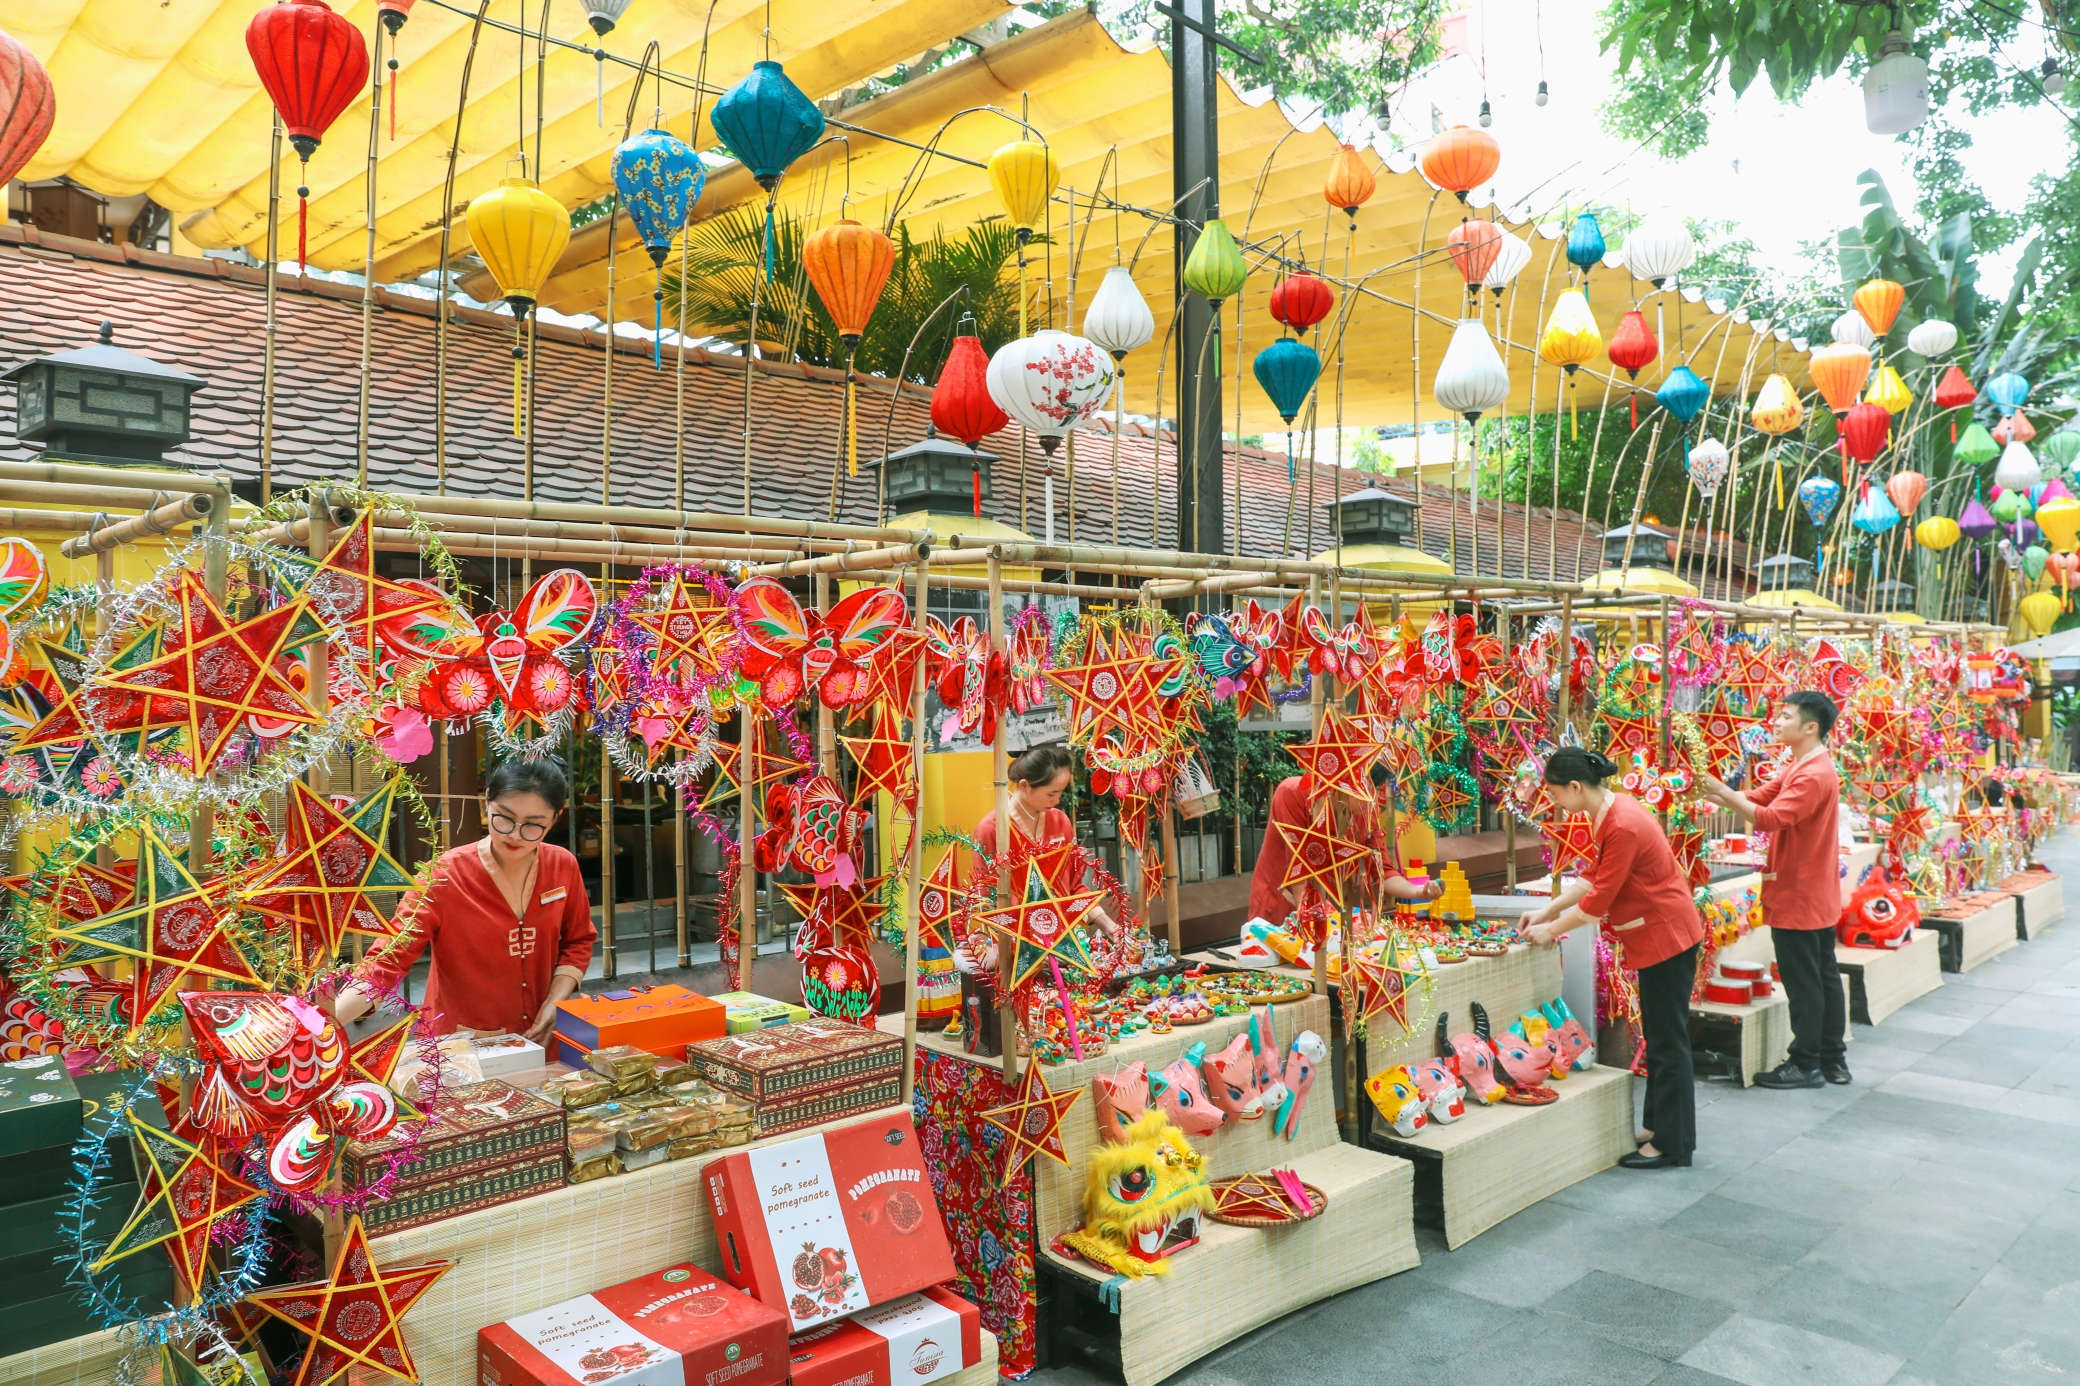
[91,1107,263,1293]
[305,512,452,669]
[840,705,915,802]
[917,852,962,952]
[780,876,890,951]
[93,572,319,772]
[632,573,735,691]
[708,725,811,807]
[977,883,1103,990]
[1542,813,1599,874]
[1346,934,1426,1038]
[858,625,931,720]
[240,780,414,980]
[242,1216,452,1386]
[1287,707,1382,808]
[1275,809,1370,905]
[1602,715,1659,764]
[980,1058,1084,1183]
[1046,625,1162,746]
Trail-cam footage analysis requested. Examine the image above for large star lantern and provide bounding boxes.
[917,852,963,954]
[1046,624,1162,747]
[779,876,889,952]
[632,572,736,691]
[92,572,320,772]
[976,882,1103,991]
[840,705,915,803]
[49,828,257,1031]
[242,1217,452,1386]
[241,780,414,979]
[1345,935,1426,1040]
[1542,813,1599,874]
[708,729,810,808]
[1288,707,1382,807]
[298,512,451,670]
[91,1108,263,1293]
[1274,809,1370,906]
[980,1058,1083,1184]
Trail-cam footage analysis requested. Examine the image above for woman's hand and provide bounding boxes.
[524,999,559,1046]
[1524,918,1565,948]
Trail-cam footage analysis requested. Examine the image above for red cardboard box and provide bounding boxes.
[478,1263,787,1386]
[785,1287,980,1386]
[703,1111,955,1334]
[555,986,726,1062]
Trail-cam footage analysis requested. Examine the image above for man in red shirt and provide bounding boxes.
[1702,690,1846,1089]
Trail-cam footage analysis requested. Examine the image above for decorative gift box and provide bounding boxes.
[742,1072,902,1140]
[0,1067,164,1204]
[479,1263,789,1386]
[0,1055,81,1159]
[708,992,813,1035]
[681,1021,901,1106]
[345,1080,565,1229]
[556,985,725,1063]
[703,1111,955,1334]
[785,1287,981,1386]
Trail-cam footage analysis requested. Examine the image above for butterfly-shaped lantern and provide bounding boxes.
[383,569,597,726]
[734,578,908,711]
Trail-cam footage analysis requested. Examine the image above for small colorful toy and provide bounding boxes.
[1273,1029,1325,1140]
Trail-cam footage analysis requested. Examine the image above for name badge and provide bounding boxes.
[539,886,567,905]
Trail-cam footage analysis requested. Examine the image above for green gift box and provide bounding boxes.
[708,991,812,1034]
[0,1251,174,1354]
[0,1070,168,1206]
[0,1057,81,1159]
[0,1184,141,1303]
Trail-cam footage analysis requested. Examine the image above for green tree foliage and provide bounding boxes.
[660,207,1028,379]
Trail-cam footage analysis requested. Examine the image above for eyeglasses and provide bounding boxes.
[489,809,551,842]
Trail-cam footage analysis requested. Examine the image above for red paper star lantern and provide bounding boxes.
[1287,707,1382,808]
[1045,625,1162,746]
[917,851,963,953]
[1345,935,1426,1039]
[307,511,455,670]
[980,1058,1083,1183]
[92,1111,263,1293]
[1275,810,1370,904]
[241,780,414,977]
[632,573,736,690]
[976,884,1104,990]
[1542,812,1599,874]
[840,705,915,803]
[93,572,320,772]
[242,1217,451,1386]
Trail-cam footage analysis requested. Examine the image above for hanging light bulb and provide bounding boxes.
[1535,80,1549,107]
[2043,57,2067,97]
[1478,98,1493,128]
[1865,30,1929,135]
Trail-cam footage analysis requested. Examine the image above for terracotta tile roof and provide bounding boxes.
[0,227,1761,596]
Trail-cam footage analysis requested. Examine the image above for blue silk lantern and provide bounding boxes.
[612,127,704,368]
[1656,364,1708,430]
[1851,486,1901,535]
[711,60,825,280]
[1252,338,1322,479]
[1799,474,1842,527]
[1983,370,2030,417]
[1567,213,1605,274]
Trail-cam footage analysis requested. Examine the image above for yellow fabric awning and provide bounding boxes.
[6,0,1008,275]
[473,9,1804,434]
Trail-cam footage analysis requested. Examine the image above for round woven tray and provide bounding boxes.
[1206,1174,1328,1226]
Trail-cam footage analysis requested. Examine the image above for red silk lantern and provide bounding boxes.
[1605,309,1658,428]
[246,0,369,267]
[1446,219,1502,289]
[1419,125,1501,201]
[1841,401,1891,466]
[1269,271,1334,332]
[1934,362,1977,441]
[0,28,55,190]
[931,335,1008,517]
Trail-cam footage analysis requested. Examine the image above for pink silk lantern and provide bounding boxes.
[1886,470,1927,517]
[1995,412,2039,446]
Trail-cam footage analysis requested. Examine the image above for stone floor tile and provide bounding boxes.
[1875,1069,2010,1110]
[1741,1263,1951,1359]
[1677,1314,1904,1386]
[1663,1194,1836,1264]
[1540,1270,1735,1360]
[1543,1163,1722,1225]
[1440,1309,1668,1386]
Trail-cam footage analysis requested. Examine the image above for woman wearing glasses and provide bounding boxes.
[331,758,597,1044]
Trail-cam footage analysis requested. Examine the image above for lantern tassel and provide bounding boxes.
[972,462,982,517]
[389,65,398,142]
[297,159,309,270]
[1569,377,1578,440]
[1044,470,1056,544]
[1772,446,1783,509]
[846,353,859,478]
[512,355,523,438]
[653,294,663,371]
[1629,391,1638,430]
[762,200,776,282]
[1288,429,1296,483]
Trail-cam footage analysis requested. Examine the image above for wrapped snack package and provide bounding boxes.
[601,1111,673,1153]
[568,1153,622,1184]
[586,1044,665,1084]
[534,1071,613,1109]
[565,1117,615,1166]
[655,1062,698,1088]
[622,1143,670,1172]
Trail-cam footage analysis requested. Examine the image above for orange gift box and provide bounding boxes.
[552,984,724,1061]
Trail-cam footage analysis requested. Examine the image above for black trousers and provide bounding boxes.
[1637,943,1700,1159]
[1773,925,1847,1071]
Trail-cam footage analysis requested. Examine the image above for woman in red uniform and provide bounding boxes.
[1520,748,1704,1169]
[331,759,597,1042]
[973,744,1118,934]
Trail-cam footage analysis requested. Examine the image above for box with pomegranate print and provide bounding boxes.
[784,1286,981,1386]
[702,1111,955,1334]
[477,1263,788,1386]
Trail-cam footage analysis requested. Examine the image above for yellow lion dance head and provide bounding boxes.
[1060,1112,1216,1277]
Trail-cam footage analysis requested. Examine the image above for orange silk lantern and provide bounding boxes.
[803,218,896,479]
[1995,412,2038,446]
[1809,342,1872,415]
[1447,219,1503,291]
[1324,144,1376,223]
[1419,125,1501,202]
[1886,469,1927,517]
[1854,278,1905,338]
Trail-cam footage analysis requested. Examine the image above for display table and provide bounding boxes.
[0,1103,1004,1386]
[1368,1063,1634,1248]
[941,996,1415,1386]
[1923,892,2017,972]
[1998,870,2064,939]
[1691,990,1791,1086]
[1839,930,1943,1025]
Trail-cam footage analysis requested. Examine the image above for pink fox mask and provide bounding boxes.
[1411,1057,1466,1123]
[1273,1030,1325,1141]
[1149,1044,1226,1137]
[1093,1061,1149,1144]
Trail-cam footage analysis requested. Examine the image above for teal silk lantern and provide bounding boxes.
[1983,371,2030,417]
[612,126,703,368]
[1656,365,1708,429]
[711,60,824,282]
[1253,338,1322,480]
[1851,487,1901,535]
[1566,213,1605,274]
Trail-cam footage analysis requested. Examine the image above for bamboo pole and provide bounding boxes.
[989,553,1016,1084]
[57,494,212,558]
[901,557,931,1105]
[751,544,928,579]
[738,715,758,993]
[0,460,229,495]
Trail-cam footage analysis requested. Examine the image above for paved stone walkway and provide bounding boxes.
[1033,828,2080,1386]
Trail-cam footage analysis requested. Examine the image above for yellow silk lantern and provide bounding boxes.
[2037,496,2080,553]
[1750,372,1805,509]
[1914,515,1960,550]
[1538,289,1602,437]
[2019,589,2061,638]
[1865,364,1913,415]
[988,139,1058,335]
[466,175,572,435]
